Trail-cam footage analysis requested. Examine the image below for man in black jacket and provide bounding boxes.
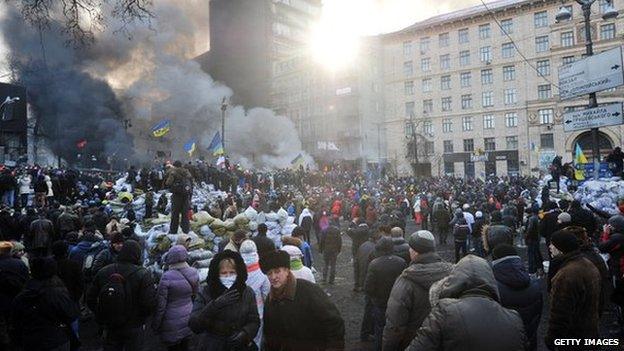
[165,161,193,234]
[51,240,84,304]
[0,241,28,349]
[390,227,410,263]
[347,221,369,291]
[87,240,157,350]
[364,237,406,350]
[539,201,561,259]
[252,223,276,261]
[567,200,597,236]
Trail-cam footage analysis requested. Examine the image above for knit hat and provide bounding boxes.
[491,244,517,260]
[608,215,624,233]
[408,230,436,254]
[462,204,470,210]
[239,240,258,255]
[30,257,58,280]
[117,239,142,265]
[111,232,125,244]
[551,230,580,254]
[557,212,571,223]
[281,245,303,260]
[259,250,290,273]
[475,211,483,218]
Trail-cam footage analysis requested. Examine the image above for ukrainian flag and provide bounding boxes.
[291,153,305,169]
[208,132,225,156]
[184,138,197,156]
[574,143,588,180]
[151,119,171,137]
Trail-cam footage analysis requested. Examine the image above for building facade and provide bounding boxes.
[382,0,624,177]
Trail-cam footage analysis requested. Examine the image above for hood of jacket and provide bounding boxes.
[165,245,188,265]
[207,250,248,297]
[117,240,142,265]
[375,237,395,256]
[437,255,500,302]
[401,252,453,289]
[491,255,530,290]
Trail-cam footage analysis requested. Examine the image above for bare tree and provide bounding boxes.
[8,0,155,45]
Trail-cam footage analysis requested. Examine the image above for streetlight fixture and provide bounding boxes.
[555,6,572,22]
[602,1,619,20]
[0,96,20,121]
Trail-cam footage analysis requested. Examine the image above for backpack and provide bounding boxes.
[96,265,140,327]
[171,173,192,195]
[0,267,27,299]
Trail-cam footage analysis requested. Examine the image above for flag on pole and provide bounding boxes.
[151,119,171,137]
[290,153,305,169]
[574,143,588,180]
[183,138,197,156]
[208,132,225,156]
[76,139,87,149]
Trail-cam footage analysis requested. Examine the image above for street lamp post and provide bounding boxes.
[557,0,619,179]
[221,97,228,152]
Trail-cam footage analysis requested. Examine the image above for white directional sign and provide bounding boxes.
[563,103,624,132]
[558,46,624,100]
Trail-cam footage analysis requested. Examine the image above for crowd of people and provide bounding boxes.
[0,160,621,351]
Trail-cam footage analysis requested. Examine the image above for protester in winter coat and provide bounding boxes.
[153,245,199,351]
[383,231,453,351]
[358,231,378,341]
[567,200,597,236]
[452,217,470,263]
[189,250,259,350]
[291,226,313,268]
[525,207,543,275]
[483,210,513,255]
[539,202,561,258]
[298,207,314,243]
[261,250,345,350]
[68,232,103,269]
[347,221,370,290]
[11,256,80,351]
[389,227,410,263]
[239,240,270,347]
[87,240,157,350]
[92,232,124,276]
[251,223,275,261]
[58,208,82,238]
[25,213,54,257]
[165,161,193,234]
[545,230,601,350]
[17,173,31,208]
[407,255,526,351]
[472,211,486,257]
[282,244,316,283]
[431,199,451,244]
[51,240,84,304]
[491,244,542,351]
[0,241,29,350]
[599,214,624,284]
[364,237,406,350]
[321,225,342,284]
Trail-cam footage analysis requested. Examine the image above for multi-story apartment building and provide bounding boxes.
[383,0,624,177]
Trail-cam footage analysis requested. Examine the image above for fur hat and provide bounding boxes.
[551,230,579,254]
[259,250,291,274]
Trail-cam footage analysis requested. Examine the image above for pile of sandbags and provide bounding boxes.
[574,178,624,216]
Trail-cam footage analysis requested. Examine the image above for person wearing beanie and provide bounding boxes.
[0,241,28,350]
[364,237,406,350]
[390,227,410,263]
[282,244,315,283]
[539,201,562,259]
[383,231,453,350]
[261,250,345,350]
[91,232,125,278]
[239,240,270,348]
[556,212,571,227]
[452,217,470,263]
[472,210,487,257]
[153,245,199,350]
[491,244,542,351]
[545,230,601,350]
[51,240,84,304]
[291,226,313,268]
[87,239,157,349]
[347,221,370,290]
[189,249,259,350]
[11,256,80,351]
[483,210,513,256]
[251,222,276,262]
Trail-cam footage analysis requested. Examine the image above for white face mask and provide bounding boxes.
[220,275,237,289]
[241,253,259,266]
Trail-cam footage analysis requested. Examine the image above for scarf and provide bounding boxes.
[269,271,297,301]
[290,258,304,271]
[246,262,260,273]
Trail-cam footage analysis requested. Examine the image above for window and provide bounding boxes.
[443,118,453,133]
[463,139,474,152]
[502,42,514,58]
[482,91,493,107]
[484,137,496,151]
[462,116,474,131]
[505,112,518,127]
[421,58,431,72]
[535,35,549,52]
[562,56,575,65]
[423,120,433,135]
[421,79,432,93]
[534,11,548,28]
[460,50,470,66]
[540,133,554,149]
[425,141,434,155]
[501,19,513,34]
[440,75,451,90]
[460,72,471,87]
[536,59,550,76]
[403,61,414,76]
[443,140,454,153]
[423,99,433,113]
[504,88,517,105]
[403,41,413,56]
[440,54,451,70]
[458,28,469,44]
[405,101,415,117]
[503,65,516,81]
[444,162,455,174]
[600,23,616,40]
[461,94,473,109]
[439,32,450,47]
[560,31,574,47]
[539,108,553,124]
[506,136,518,149]
[442,97,452,111]
[538,84,552,100]
[479,24,491,39]
[481,69,493,85]
[600,0,611,13]
[480,46,492,62]
[483,114,494,129]
[405,81,415,95]
[420,37,430,52]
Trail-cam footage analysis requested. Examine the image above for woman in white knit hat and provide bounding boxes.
[239,240,270,347]
[281,244,316,283]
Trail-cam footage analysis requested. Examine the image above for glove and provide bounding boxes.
[227,330,247,349]
[212,289,240,310]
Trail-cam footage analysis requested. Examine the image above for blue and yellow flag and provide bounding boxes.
[151,119,171,137]
[291,153,305,169]
[184,138,197,156]
[208,132,225,156]
[574,143,588,180]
